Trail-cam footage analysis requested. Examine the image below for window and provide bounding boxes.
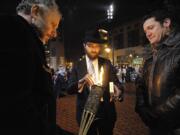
[114,33,124,49]
[128,29,140,47]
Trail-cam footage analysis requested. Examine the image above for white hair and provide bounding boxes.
[16,0,60,15]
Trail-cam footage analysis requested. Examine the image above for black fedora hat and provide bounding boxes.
[83,29,107,44]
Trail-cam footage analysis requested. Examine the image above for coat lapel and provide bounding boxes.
[78,56,88,80]
[78,56,90,94]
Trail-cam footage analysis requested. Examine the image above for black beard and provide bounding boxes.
[86,52,99,60]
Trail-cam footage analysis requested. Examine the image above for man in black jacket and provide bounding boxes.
[0,0,61,135]
[135,9,180,135]
[67,29,124,135]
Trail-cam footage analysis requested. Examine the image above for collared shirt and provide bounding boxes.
[85,55,99,84]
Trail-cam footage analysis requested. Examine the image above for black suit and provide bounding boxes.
[0,14,56,135]
[68,56,123,135]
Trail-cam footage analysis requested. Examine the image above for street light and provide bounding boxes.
[104,47,111,60]
[107,4,114,20]
[105,47,111,53]
[98,28,109,40]
[110,4,114,12]
[99,29,108,34]
[107,3,114,64]
[129,54,133,58]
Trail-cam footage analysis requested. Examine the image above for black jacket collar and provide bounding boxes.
[156,30,180,50]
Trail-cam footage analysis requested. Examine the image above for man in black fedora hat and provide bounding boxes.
[67,29,124,135]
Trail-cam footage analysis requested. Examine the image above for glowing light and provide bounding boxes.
[110,4,114,12]
[98,67,104,86]
[109,82,114,93]
[99,29,108,34]
[107,4,114,20]
[105,48,111,53]
[129,54,133,58]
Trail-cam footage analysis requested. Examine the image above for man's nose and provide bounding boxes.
[52,31,57,38]
[146,31,152,38]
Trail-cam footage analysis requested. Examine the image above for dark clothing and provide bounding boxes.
[87,119,115,135]
[135,31,180,135]
[54,73,67,98]
[67,56,123,134]
[0,14,56,135]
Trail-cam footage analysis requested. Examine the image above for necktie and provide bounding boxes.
[89,60,96,82]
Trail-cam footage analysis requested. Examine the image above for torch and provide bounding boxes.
[78,67,104,135]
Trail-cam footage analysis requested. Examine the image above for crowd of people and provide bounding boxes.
[52,64,141,99]
[115,65,142,83]
[52,66,71,98]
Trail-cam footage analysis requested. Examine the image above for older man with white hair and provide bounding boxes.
[0,0,62,135]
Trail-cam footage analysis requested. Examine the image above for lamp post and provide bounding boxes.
[105,47,111,54]
[107,4,114,20]
[107,4,114,65]
[105,47,111,60]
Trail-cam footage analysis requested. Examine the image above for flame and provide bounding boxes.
[109,82,114,93]
[98,66,104,86]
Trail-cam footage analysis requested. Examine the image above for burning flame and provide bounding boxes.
[98,66,104,86]
[109,82,114,93]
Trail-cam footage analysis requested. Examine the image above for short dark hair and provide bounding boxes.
[142,9,179,30]
[16,0,59,15]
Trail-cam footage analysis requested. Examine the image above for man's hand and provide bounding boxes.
[114,84,122,97]
[78,74,94,93]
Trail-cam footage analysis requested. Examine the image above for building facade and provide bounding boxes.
[111,19,147,66]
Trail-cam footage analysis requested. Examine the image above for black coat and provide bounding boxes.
[67,56,123,125]
[0,14,56,135]
[135,31,180,134]
[54,73,67,97]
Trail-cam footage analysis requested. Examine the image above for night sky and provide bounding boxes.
[57,0,178,61]
[0,0,180,62]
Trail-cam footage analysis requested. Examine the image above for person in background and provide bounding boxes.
[0,0,61,134]
[54,66,68,98]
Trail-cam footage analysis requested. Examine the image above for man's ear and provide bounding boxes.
[163,18,171,28]
[31,5,40,19]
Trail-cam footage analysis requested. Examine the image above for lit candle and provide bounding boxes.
[109,82,114,93]
[98,66,104,86]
